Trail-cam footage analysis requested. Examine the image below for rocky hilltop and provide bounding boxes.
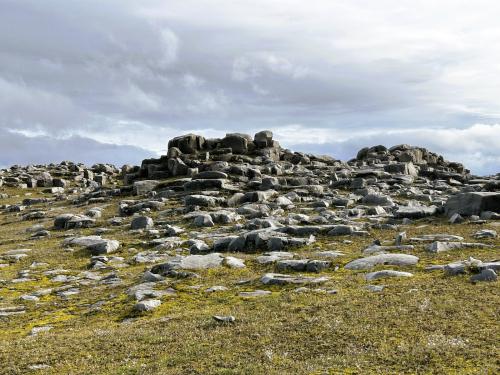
[0,131,499,374]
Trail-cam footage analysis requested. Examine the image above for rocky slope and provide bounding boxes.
[0,131,498,374]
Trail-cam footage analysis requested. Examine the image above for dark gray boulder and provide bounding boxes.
[444,192,500,217]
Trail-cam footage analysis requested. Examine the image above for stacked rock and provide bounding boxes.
[126,130,283,183]
[354,144,469,181]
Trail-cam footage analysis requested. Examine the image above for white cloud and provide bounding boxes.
[0,0,499,174]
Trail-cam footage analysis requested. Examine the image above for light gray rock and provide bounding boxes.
[394,205,437,219]
[313,251,344,258]
[239,290,272,297]
[444,262,466,276]
[362,244,414,255]
[185,194,223,207]
[328,225,366,236]
[223,256,246,268]
[365,285,385,292]
[188,239,210,254]
[260,273,329,285]
[30,326,53,336]
[473,229,497,239]
[426,241,491,253]
[193,171,228,180]
[213,315,235,323]
[410,234,464,242]
[361,193,394,206]
[345,253,419,270]
[133,180,160,195]
[365,270,413,280]
[193,214,215,227]
[0,306,26,316]
[134,299,162,312]
[256,251,294,265]
[158,253,225,271]
[62,236,120,255]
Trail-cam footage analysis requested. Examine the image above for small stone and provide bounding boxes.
[365,285,384,292]
[473,229,497,239]
[213,315,235,323]
[134,299,162,312]
[395,231,407,246]
[449,213,464,224]
[193,214,215,227]
[239,290,272,297]
[30,326,53,336]
[260,273,329,285]
[223,256,246,268]
[131,216,154,230]
[365,270,413,281]
[470,269,497,282]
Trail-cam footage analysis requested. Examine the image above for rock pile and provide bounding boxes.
[123,131,283,183]
[0,161,120,190]
[0,130,498,329]
[355,144,469,181]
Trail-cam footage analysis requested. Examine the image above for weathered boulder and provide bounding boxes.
[345,254,419,270]
[62,236,120,255]
[131,216,154,230]
[444,192,500,217]
[168,134,205,154]
[254,130,273,148]
[221,133,251,154]
[54,214,95,230]
[133,180,160,195]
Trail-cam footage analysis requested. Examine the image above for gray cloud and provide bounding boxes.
[0,0,499,174]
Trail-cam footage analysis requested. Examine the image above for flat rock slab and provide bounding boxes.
[345,253,419,270]
[394,205,437,219]
[365,270,414,281]
[276,259,330,273]
[256,251,294,264]
[410,234,464,242]
[0,306,26,316]
[363,245,414,255]
[62,236,120,255]
[239,290,272,297]
[314,251,344,258]
[154,253,225,272]
[260,273,329,285]
[426,241,492,253]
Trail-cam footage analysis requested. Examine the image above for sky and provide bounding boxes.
[0,0,499,174]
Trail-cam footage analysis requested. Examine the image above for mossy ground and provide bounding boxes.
[0,186,499,374]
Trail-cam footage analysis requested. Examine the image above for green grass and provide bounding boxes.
[0,186,499,374]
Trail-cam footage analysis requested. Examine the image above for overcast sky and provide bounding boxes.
[1,0,499,174]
